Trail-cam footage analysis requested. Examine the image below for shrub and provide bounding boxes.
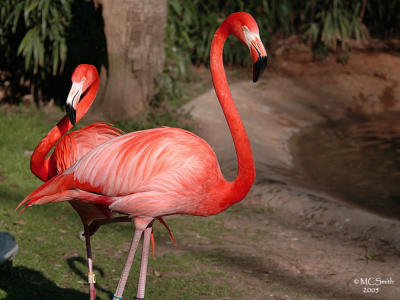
[1,0,71,75]
[303,0,368,52]
[0,0,72,102]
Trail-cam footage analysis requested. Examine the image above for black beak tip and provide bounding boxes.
[66,104,76,125]
[253,56,268,83]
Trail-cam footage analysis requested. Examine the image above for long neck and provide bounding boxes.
[30,116,72,181]
[30,77,99,181]
[210,24,255,208]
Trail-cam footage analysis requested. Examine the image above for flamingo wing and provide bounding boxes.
[49,122,123,176]
[19,127,224,218]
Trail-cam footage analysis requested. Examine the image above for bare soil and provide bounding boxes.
[182,49,400,299]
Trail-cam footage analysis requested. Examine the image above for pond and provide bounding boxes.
[291,112,400,219]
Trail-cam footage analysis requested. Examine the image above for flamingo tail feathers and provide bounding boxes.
[17,173,75,212]
[16,173,113,213]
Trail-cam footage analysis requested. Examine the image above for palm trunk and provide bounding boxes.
[93,0,167,120]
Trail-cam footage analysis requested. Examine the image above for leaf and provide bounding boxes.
[17,28,34,71]
[24,1,39,24]
[52,42,59,75]
[5,2,23,32]
[41,0,50,34]
[169,0,182,15]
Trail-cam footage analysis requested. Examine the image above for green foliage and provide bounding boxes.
[166,0,295,68]
[163,0,370,103]
[162,0,296,109]
[1,0,399,107]
[1,0,71,75]
[0,0,108,106]
[156,0,399,111]
[303,0,367,52]
[0,0,73,105]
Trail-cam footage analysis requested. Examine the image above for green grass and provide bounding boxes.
[0,106,246,299]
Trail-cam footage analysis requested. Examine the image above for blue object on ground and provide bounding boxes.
[0,232,18,265]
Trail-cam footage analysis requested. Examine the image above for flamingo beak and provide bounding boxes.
[66,103,76,125]
[243,26,268,82]
[253,55,268,83]
[250,38,268,82]
[66,81,84,125]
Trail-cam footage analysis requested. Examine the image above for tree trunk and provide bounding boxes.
[93,0,166,121]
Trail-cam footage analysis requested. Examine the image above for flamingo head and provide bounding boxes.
[66,64,98,125]
[226,12,268,82]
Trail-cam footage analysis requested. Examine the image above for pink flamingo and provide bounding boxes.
[18,12,267,299]
[29,64,124,299]
[28,64,174,299]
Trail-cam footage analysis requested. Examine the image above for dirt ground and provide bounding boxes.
[182,48,400,299]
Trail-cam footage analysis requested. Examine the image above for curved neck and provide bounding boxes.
[30,77,99,181]
[210,24,255,208]
[76,77,99,124]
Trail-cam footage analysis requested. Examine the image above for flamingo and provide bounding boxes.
[27,64,175,299]
[28,64,124,299]
[18,12,267,299]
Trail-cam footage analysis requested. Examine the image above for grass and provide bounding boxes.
[0,105,250,299]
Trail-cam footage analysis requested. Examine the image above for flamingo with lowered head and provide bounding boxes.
[28,64,175,300]
[18,12,267,299]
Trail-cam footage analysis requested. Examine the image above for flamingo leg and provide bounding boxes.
[136,226,152,299]
[87,216,131,236]
[83,223,96,300]
[113,227,143,299]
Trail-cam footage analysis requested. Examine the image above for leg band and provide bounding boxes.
[112,296,123,300]
[88,272,96,284]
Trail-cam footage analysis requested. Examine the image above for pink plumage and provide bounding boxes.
[19,12,268,299]
[49,122,123,177]
[19,127,228,218]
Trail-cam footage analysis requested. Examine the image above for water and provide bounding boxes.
[291,112,400,219]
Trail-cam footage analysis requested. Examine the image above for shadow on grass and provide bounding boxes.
[0,265,87,300]
[67,256,113,298]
